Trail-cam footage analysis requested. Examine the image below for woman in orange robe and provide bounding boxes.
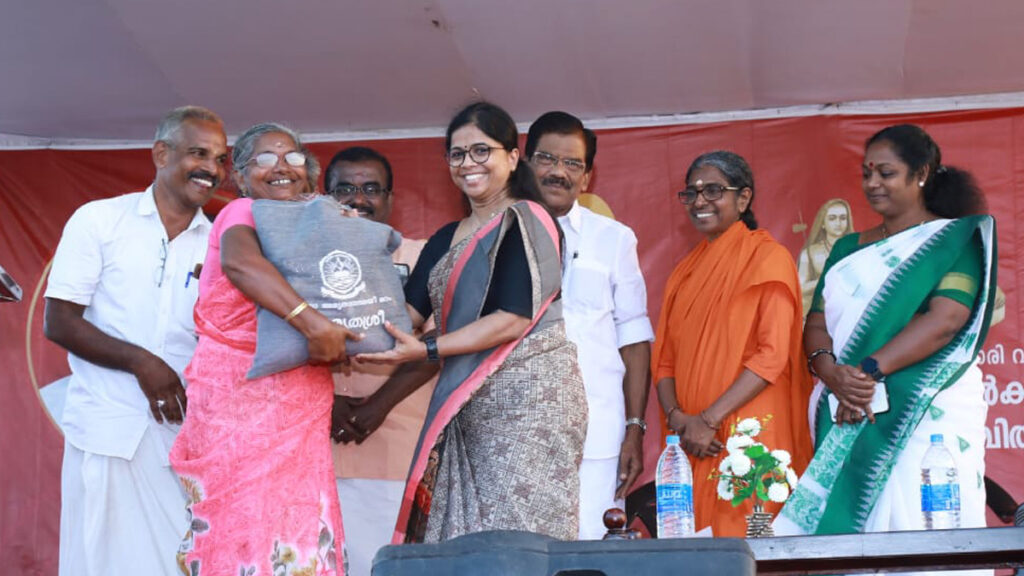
[653,151,812,537]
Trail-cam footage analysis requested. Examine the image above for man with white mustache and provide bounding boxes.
[44,106,227,576]
[323,146,437,576]
[526,111,655,539]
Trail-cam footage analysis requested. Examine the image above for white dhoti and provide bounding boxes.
[59,424,187,576]
[577,456,622,540]
[337,477,404,576]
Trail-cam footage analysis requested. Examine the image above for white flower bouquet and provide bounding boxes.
[712,416,798,507]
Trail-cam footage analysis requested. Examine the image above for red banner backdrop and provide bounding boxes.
[2,108,1022,574]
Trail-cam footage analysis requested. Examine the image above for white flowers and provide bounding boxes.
[726,434,754,454]
[736,417,762,436]
[771,449,792,468]
[717,478,735,501]
[712,415,799,508]
[727,454,752,476]
[767,482,790,503]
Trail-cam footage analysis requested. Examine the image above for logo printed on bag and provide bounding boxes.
[319,250,366,300]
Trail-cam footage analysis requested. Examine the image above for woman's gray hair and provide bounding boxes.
[232,122,320,195]
[685,150,758,230]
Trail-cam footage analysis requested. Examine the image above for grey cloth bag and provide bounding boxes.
[246,195,412,379]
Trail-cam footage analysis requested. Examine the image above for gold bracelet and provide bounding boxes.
[699,409,720,431]
[284,301,309,323]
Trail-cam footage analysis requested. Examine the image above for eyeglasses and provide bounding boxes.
[154,238,168,287]
[330,183,391,200]
[530,151,587,174]
[677,183,741,205]
[248,151,306,169]
[446,144,504,167]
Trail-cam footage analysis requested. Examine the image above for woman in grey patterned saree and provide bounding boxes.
[776,125,997,566]
[356,102,587,543]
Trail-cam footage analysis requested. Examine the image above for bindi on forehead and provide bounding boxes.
[261,142,294,151]
[257,132,296,148]
[690,177,727,187]
[864,161,897,169]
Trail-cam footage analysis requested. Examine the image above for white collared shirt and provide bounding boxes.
[559,202,654,459]
[45,186,210,460]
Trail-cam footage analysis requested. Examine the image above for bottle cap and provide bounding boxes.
[930,433,944,443]
[666,435,680,445]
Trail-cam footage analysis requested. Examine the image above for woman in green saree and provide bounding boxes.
[776,125,997,560]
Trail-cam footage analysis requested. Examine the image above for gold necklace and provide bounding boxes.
[882,218,930,239]
[470,200,511,228]
[470,210,499,229]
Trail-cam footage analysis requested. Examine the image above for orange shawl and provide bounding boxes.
[652,221,812,537]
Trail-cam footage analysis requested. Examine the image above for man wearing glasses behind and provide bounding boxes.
[526,111,655,539]
[44,106,227,575]
[323,146,436,576]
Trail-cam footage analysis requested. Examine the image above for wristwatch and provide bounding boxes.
[424,336,441,363]
[860,356,886,381]
[625,417,647,434]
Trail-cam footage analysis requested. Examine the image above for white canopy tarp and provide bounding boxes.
[4,0,1024,146]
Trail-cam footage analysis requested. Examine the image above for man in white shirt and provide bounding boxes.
[526,111,655,540]
[44,106,228,576]
[323,146,437,576]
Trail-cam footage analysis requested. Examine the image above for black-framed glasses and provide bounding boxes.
[248,151,306,169]
[154,238,168,287]
[677,183,741,205]
[530,151,587,174]
[330,183,391,200]
[445,144,504,167]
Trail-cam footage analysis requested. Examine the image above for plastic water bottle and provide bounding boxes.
[656,434,694,537]
[920,433,961,530]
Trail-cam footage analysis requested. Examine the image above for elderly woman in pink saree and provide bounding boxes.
[353,102,587,544]
[170,123,358,576]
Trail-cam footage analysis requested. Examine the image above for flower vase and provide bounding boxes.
[745,502,774,538]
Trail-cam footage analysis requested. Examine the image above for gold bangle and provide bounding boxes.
[699,409,720,431]
[284,301,309,323]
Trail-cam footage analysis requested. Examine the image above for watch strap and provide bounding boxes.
[860,356,885,380]
[625,417,647,434]
[424,336,441,363]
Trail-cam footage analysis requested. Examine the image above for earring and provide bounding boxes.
[918,181,925,187]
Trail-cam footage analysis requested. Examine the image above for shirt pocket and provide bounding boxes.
[566,259,612,312]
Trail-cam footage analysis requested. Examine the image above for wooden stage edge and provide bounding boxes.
[746,527,1024,574]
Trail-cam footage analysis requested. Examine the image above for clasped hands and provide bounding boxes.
[331,393,388,444]
[817,362,879,425]
[329,322,427,443]
[667,410,724,458]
